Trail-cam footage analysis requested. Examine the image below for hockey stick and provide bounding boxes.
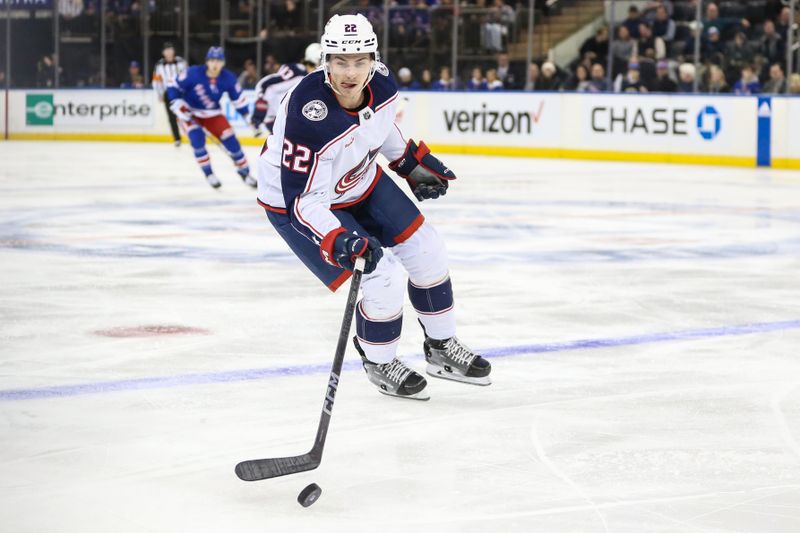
[235,257,366,481]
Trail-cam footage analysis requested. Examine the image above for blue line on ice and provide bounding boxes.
[2,319,799,402]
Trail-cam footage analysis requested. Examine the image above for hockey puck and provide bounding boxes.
[297,483,322,507]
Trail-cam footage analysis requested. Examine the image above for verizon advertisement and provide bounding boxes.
[579,95,747,153]
[426,93,561,147]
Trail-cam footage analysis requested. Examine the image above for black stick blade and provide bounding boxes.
[235,453,320,481]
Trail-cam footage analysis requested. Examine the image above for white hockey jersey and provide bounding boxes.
[253,63,307,129]
[256,63,406,244]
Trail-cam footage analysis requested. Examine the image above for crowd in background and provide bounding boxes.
[6,0,800,94]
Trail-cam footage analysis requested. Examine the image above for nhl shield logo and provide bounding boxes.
[302,100,328,121]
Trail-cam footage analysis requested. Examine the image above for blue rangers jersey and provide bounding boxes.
[253,63,309,129]
[166,65,248,119]
[256,63,405,244]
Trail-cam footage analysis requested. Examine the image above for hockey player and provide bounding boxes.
[256,14,491,400]
[166,47,256,189]
[251,43,322,135]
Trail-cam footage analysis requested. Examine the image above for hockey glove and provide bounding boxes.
[251,100,268,128]
[389,139,456,201]
[320,227,383,275]
[169,98,192,122]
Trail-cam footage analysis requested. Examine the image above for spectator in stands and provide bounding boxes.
[538,62,561,91]
[493,0,515,45]
[725,31,754,81]
[431,66,455,90]
[274,0,301,31]
[677,62,696,92]
[789,74,800,95]
[467,67,487,90]
[524,62,540,90]
[703,2,750,38]
[120,60,144,88]
[579,26,609,67]
[759,20,785,68]
[775,7,791,41]
[36,54,58,88]
[563,64,590,92]
[651,59,677,92]
[610,25,635,73]
[762,63,787,94]
[638,22,656,58]
[495,53,517,89]
[733,64,761,95]
[481,5,505,53]
[397,67,421,90]
[702,26,726,65]
[623,5,642,39]
[263,54,279,75]
[587,63,609,92]
[485,68,504,90]
[703,64,731,93]
[642,0,673,23]
[617,60,648,93]
[419,68,433,90]
[238,59,258,89]
[651,5,675,46]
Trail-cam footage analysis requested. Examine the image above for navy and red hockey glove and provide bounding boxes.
[250,100,268,128]
[389,139,456,201]
[320,228,383,274]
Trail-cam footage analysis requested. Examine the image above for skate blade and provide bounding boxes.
[377,388,431,401]
[426,364,492,386]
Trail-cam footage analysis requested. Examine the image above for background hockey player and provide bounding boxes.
[152,42,187,147]
[256,14,491,401]
[250,43,323,136]
[167,47,256,189]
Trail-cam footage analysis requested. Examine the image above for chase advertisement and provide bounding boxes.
[580,95,744,153]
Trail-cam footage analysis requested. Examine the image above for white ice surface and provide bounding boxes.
[1,141,800,532]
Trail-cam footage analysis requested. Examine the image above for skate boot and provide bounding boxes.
[424,336,491,386]
[205,173,222,189]
[353,337,430,401]
[240,172,257,188]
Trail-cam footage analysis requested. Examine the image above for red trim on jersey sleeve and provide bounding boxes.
[257,198,287,214]
[327,270,352,292]
[394,214,425,245]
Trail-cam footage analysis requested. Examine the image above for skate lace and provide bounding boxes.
[379,359,412,384]
[444,338,476,366]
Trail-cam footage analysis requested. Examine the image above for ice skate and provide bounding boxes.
[353,337,430,400]
[205,173,221,188]
[424,336,491,386]
[240,172,257,188]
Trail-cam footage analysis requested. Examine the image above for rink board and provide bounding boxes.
[2,88,798,168]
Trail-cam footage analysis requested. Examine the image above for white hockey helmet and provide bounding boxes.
[304,43,322,67]
[321,14,381,92]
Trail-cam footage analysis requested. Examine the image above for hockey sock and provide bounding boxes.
[408,276,455,340]
[221,135,249,175]
[355,301,402,365]
[188,128,213,176]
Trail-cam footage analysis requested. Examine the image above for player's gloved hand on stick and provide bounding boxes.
[320,227,383,274]
[389,139,456,201]
[169,98,192,122]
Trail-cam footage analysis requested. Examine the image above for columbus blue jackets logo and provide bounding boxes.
[376,62,389,77]
[335,147,380,194]
[302,100,328,121]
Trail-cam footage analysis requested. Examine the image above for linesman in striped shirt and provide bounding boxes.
[152,42,188,147]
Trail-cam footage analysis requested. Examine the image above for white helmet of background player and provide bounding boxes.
[304,43,323,68]
[321,14,380,92]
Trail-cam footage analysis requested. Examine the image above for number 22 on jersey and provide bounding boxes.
[282,140,312,173]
